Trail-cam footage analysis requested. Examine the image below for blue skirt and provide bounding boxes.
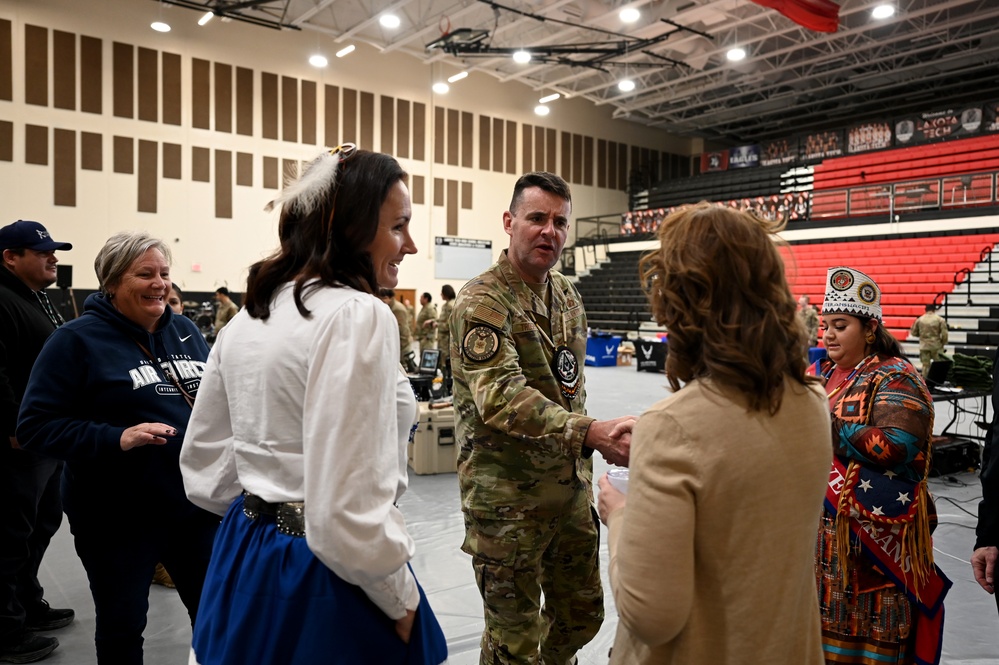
[191,496,448,665]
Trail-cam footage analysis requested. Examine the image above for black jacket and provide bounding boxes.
[0,267,58,438]
[976,352,999,549]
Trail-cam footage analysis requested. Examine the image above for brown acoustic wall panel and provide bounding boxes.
[25,25,47,107]
[324,85,339,145]
[261,72,278,140]
[411,175,424,205]
[138,139,157,213]
[608,142,617,191]
[618,144,628,191]
[446,179,458,236]
[236,152,252,186]
[478,115,490,171]
[342,88,357,144]
[545,129,556,174]
[112,42,132,118]
[446,108,459,166]
[631,145,640,181]
[461,112,473,168]
[81,131,102,171]
[380,95,394,155]
[81,35,102,114]
[113,136,133,174]
[522,123,532,175]
[433,106,445,164]
[236,67,253,136]
[53,31,75,110]
[505,120,516,175]
[534,126,545,173]
[396,98,409,159]
[216,150,232,218]
[301,80,316,145]
[597,139,607,188]
[192,58,210,129]
[360,92,374,149]
[412,102,425,161]
[138,47,158,122]
[163,142,180,179]
[54,129,75,207]
[281,76,297,142]
[192,146,210,182]
[560,132,571,182]
[215,63,232,133]
[25,125,47,165]
[433,177,444,206]
[461,181,472,210]
[492,118,503,172]
[0,20,11,101]
[571,134,582,184]
[162,52,181,125]
[263,156,278,189]
[0,121,12,161]
[583,136,594,186]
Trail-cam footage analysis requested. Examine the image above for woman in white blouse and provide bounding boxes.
[179,145,447,665]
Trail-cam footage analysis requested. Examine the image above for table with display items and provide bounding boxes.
[929,389,988,476]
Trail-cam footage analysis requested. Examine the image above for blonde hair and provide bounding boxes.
[94,232,171,294]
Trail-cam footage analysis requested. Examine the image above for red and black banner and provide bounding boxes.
[847,121,892,154]
[760,137,799,167]
[894,106,983,145]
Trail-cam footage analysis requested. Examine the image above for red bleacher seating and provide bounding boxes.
[781,232,999,342]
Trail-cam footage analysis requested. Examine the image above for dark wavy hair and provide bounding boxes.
[244,150,406,320]
[638,203,814,413]
[854,315,907,359]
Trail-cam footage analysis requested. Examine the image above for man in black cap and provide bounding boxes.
[0,220,75,663]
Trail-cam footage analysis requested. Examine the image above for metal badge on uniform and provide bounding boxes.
[463,325,500,362]
[552,345,580,400]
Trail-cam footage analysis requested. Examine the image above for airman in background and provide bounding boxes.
[416,292,438,350]
[798,294,820,347]
[380,288,416,372]
[909,303,948,374]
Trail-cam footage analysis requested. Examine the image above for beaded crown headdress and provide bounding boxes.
[822,266,882,322]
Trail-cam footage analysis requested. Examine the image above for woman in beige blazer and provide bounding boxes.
[597,203,833,664]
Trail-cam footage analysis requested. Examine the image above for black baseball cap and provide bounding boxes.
[0,220,73,252]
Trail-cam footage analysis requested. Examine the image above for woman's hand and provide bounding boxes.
[120,423,177,451]
[395,609,417,644]
[597,473,627,526]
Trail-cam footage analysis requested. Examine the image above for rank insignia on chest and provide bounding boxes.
[463,325,500,362]
[552,345,580,400]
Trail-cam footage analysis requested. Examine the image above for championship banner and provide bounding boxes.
[895,106,983,145]
[984,101,999,133]
[700,151,728,172]
[802,128,844,161]
[728,144,761,169]
[760,137,799,167]
[847,121,892,154]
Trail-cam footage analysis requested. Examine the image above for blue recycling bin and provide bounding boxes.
[585,335,622,367]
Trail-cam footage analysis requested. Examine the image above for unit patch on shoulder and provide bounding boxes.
[552,345,581,400]
[463,325,501,362]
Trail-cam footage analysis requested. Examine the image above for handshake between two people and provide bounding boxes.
[584,415,636,468]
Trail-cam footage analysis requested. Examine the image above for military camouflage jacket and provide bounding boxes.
[416,302,438,345]
[909,311,948,349]
[451,250,595,519]
[437,300,453,361]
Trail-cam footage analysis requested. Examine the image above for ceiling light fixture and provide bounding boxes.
[727,46,746,61]
[872,4,895,19]
[539,93,561,104]
[151,21,171,32]
[432,82,450,94]
[379,14,401,29]
[513,50,532,64]
[198,11,214,26]
[309,54,328,68]
[618,79,636,92]
[336,45,355,58]
[534,105,550,116]
[619,7,640,23]
[447,71,468,83]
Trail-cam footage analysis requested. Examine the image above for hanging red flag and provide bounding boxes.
[751,0,840,33]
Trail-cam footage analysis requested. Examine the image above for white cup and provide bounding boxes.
[606,468,629,494]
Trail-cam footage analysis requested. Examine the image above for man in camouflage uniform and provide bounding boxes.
[909,303,949,374]
[437,284,456,391]
[380,288,416,372]
[451,172,634,665]
[416,292,438,350]
[798,294,820,347]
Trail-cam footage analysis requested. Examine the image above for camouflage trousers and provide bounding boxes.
[462,489,603,665]
[918,345,943,375]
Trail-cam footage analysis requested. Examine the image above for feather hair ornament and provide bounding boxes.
[263,143,358,216]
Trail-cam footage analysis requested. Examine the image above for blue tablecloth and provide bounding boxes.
[585,335,622,366]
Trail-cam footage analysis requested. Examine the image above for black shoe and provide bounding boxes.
[0,632,58,663]
[23,601,75,631]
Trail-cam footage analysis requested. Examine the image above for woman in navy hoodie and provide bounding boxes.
[17,231,219,664]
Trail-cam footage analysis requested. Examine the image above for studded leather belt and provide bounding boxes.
[242,492,306,538]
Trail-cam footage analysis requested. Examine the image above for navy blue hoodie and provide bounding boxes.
[17,292,211,523]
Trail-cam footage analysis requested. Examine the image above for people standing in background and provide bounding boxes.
[180,145,447,665]
[0,220,75,664]
[381,288,416,372]
[909,304,948,375]
[415,292,438,350]
[798,294,820,347]
[437,284,455,390]
[597,203,831,664]
[450,171,634,664]
[17,231,219,665]
[167,284,184,316]
[213,287,239,332]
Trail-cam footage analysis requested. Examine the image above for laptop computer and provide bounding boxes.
[416,348,440,375]
[925,359,957,393]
